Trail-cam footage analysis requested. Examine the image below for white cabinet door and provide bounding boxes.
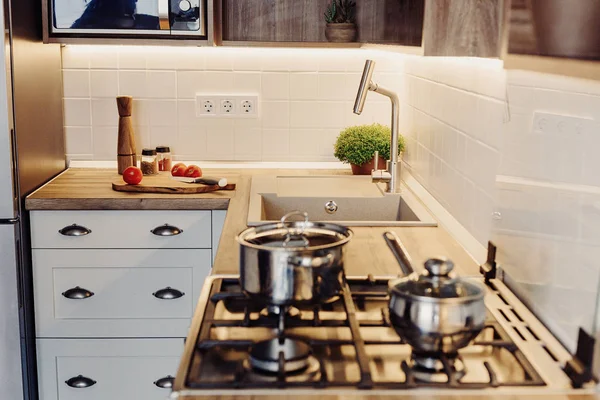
[31,210,212,249]
[37,338,183,400]
[33,249,211,337]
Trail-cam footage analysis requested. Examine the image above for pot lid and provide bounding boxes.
[237,211,352,251]
[390,257,484,300]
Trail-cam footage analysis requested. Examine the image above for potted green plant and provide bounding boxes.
[334,124,405,175]
[324,0,357,43]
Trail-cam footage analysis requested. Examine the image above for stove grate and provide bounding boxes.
[184,277,547,390]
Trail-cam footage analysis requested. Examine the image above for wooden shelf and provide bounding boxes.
[218,0,424,47]
[503,53,600,81]
[220,41,362,48]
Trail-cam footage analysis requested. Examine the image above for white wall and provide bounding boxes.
[398,54,600,353]
[400,57,506,247]
[496,69,600,354]
[61,46,404,162]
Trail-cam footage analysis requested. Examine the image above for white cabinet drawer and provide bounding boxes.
[54,267,192,319]
[37,338,183,400]
[33,249,211,337]
[31,210,211,249]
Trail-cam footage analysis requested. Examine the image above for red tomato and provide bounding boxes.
[122,166,143,185]
[171,163,187,177]
[184,165,203,178]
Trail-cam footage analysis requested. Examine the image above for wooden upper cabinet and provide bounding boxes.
[218,0,425,46]
[422,0,506,57]
[504,0,600,81]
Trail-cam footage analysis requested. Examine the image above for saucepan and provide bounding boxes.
[237,211,353,306]
[384,231,486,354]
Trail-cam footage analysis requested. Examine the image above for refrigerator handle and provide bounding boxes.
[158,0,170,30]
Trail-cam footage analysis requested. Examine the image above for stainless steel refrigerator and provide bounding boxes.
[0,0,65,398]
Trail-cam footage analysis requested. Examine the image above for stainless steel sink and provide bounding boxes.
[247,176,437,227]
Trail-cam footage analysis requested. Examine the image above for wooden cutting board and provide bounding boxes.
[112,174,236,194]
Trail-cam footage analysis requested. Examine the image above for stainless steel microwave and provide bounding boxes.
[47,0,207,39]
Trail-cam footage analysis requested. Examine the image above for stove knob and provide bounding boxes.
[179,0,191,12]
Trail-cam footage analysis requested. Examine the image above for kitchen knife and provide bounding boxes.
[171,176,228,187]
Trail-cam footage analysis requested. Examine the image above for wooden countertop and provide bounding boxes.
[27,167,480,276]
[25,168,235,210]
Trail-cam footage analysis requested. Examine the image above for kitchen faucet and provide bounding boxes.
[353,59,401,194]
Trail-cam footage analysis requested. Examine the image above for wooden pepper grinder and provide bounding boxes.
[116,96,137,174]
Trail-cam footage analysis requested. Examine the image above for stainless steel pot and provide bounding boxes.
[237,211,353,306]
[384,231,486,354]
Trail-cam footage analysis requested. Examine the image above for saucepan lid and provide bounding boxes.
[237,211,353,251]
[384,231,484,302]
[390,257,484,301]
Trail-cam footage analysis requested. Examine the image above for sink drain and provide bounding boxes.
[324,200,338,214]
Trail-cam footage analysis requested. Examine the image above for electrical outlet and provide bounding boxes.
[238,96,259,118]
[240,100,254,114]
[196,96,217,116]
[221,99,235,114]
[195,94,259,118]
[532,111,593,136]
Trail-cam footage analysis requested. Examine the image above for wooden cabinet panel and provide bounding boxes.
[423,0,505,57]
[221,0,424,45]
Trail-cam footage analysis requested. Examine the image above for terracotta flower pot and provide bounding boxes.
[325,23,357,43]
[350,156,387,175]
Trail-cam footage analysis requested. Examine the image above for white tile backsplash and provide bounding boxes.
[62,46,402,162]
[147,100,177,127]
[206,129,235,160]
[402,57,505,248]
[64,126,92,155]
[261,102,290,129]
[63,70,90,98]
[91,99,118,126]
[64,98,91,126]
[90,70,118,98]
[146,71,177,99]
[290,73,319,100]
[118,70,147,98]
[261,73,290,100]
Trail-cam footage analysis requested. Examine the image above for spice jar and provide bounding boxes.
[156,146,172,172]
[141,148,158,175]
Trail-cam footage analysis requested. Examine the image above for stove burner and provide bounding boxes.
[243,356,321,382]
[410,352,466,383]
[249,338,312,374]
[260,305,301,318]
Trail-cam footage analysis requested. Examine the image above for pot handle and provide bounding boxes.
[281,211,310,247]
[288,253,334,268]
[383,231,415,276]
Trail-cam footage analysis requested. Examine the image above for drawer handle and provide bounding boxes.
[151,224,183,236]
[153,375,174,389]
[59,224,92,236]
[65,375,96,388]
[153,287,184,300]
[62,286,94,299]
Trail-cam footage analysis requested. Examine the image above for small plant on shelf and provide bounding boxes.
[324,0,357,43]
[333,124,405,175]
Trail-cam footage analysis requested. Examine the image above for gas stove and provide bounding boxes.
[172,275,598,396]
